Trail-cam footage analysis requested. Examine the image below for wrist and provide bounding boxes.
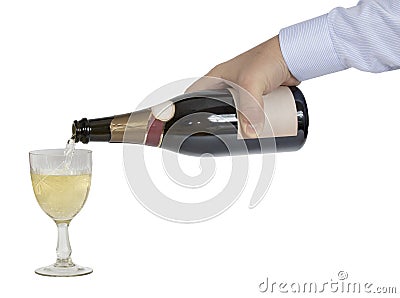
[261,35,299,86]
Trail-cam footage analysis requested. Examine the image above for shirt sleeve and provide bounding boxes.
[279,0,400,81]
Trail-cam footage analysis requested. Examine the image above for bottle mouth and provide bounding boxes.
[72,118,90,144]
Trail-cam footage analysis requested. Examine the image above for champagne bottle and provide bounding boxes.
[73,86,308,156]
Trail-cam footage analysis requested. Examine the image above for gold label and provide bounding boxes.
[110,109,152,144]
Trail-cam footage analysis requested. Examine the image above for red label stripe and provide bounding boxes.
[145,115,165,147]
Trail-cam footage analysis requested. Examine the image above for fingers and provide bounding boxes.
[186,74,266,139]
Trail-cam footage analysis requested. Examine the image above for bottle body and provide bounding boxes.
[73,86,308,156]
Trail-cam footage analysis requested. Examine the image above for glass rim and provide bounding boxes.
[29,149,92,156]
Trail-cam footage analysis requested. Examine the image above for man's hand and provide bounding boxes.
[186,35,299,138]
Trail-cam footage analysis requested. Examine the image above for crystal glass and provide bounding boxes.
[29,149,93,277]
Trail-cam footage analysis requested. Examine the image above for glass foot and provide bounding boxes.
[35,263,93,277]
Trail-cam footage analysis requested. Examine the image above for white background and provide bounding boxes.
[1,0,399,297]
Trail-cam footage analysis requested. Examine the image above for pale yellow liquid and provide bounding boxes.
[31,173,91,223]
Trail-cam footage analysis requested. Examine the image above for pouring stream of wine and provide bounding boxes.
[64,137,76,170]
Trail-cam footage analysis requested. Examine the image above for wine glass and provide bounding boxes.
[29,149,93,277]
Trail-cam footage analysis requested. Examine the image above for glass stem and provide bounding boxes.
[55,222,74,267]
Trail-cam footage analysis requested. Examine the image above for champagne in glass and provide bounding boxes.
[29,148,93,277]
[31,173,91,224]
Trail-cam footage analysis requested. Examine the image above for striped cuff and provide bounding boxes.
[279,14,348,81]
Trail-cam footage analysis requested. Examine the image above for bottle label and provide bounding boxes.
[110,110,151,144]
[145,115,165,147]
[110,101,174,147]
[229,86,298,139]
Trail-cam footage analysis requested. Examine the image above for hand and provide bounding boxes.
[186,35,300,138]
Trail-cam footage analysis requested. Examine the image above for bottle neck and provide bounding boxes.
[73,116,114,143]
[73,110,152,144]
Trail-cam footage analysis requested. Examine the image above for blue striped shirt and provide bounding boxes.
[279,0,400,81]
